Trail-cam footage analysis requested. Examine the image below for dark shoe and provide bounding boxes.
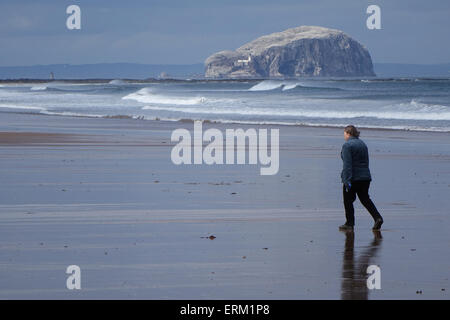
[372,218,383,230]
[339,224,354,231]
[372,230,383,240]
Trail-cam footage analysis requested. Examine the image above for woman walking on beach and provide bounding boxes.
[339,125,383,231]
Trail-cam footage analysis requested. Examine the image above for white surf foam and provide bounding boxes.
[122,88,207,105]
[137,116,450,133]
[41,110,104,118]
[249,80,341,91]
[109,79,125,85]
[140,99,450,121]
[248,80,284,91]
[282,83,301,91]
[0,104,47,112]
[30,86,48,91]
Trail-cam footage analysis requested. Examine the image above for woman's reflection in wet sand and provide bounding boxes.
[341,230,382,300]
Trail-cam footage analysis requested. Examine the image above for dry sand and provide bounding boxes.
[0,112,449,299]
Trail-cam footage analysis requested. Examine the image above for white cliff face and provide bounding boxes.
[205,26,375,78]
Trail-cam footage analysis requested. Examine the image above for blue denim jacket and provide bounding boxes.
[341,136,372,186]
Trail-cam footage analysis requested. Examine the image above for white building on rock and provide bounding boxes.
[236,55,252,66]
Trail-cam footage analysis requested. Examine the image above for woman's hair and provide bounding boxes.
[344,125,360,138]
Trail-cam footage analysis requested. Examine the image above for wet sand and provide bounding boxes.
[0,112,449,299]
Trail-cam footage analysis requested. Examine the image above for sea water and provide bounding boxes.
[0,78,449,132]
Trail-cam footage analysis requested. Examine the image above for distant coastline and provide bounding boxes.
[1,76,450,85]
[0,63,449,80]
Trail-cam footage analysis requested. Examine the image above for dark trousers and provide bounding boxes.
[343,180,382,226]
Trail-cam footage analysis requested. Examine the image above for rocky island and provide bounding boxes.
[205,26,375,78]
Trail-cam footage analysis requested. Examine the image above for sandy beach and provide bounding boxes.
[0,112,449,299]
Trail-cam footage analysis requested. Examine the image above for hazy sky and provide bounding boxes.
[1,0,449,66]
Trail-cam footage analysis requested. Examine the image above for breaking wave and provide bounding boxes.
[31,86,48,91]
[248,81,285,91]
[1,79,449,133]
[109,79,126,85]
[248,80,342,91]
[0,104,47,112]
[122,88,207,105]
[140,99,450,121]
